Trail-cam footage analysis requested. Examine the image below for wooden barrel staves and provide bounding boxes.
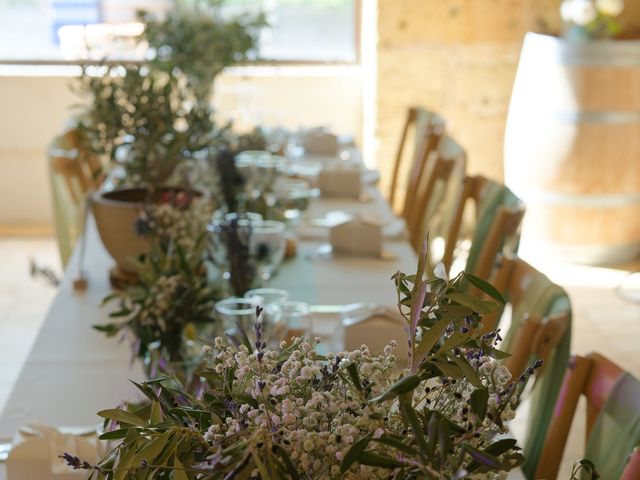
[504,32,640,265]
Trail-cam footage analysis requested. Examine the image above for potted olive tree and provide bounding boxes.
[77,0,264,277]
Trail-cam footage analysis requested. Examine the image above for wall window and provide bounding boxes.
[0,0,358,63]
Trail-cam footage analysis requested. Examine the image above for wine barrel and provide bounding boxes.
[505,32,640,265]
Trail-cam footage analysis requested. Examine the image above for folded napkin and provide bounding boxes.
[299,211,408,242]
[302,128,339,156]
[329,217,383,257]
[6,424,101,480]
[317,164,361,198]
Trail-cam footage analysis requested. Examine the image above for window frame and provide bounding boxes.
[0,0,362,67]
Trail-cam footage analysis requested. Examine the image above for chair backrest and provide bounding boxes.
[485,255,572,479]
[537,353,640,480]
[622,448,640,480]
[442,175,525,281]
[407,134,467,252]
[49,122,104,266]
[388,107,444,213]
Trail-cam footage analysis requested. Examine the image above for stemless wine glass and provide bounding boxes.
[214,297,260,339]
[273,178,319,223]
[270,301,312,346]
[249,220,287,281]
[244,288,290,307]
[207,215,256,296]
[244,288,290,343]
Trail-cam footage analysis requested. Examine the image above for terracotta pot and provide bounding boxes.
[92,187,199,273]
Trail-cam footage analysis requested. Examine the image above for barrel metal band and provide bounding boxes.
[552,110,640,124]
[515,189,640,207]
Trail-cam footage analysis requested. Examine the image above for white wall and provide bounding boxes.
[0,65,363,229]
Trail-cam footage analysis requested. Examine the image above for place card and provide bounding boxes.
[343,305,407,360]
[329,217,383,257]
[302,128,339,156]
[317,164,361,198]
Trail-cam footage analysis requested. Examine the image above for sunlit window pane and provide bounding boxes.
[0,0,357,62]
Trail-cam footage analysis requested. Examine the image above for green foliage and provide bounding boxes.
[76,65,215,187]
[139,0,266,103]
[96,235,221,371]
[74,0,265,189]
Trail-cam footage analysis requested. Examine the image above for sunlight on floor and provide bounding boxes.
[0,236,60,414]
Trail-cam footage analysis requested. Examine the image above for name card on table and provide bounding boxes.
[329,217,383,257]
[302,129,339,156]
[317,164,361,198]
[343,305,407,361]
[6,424,101,480]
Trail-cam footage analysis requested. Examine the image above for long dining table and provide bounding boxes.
[0,156,525,479]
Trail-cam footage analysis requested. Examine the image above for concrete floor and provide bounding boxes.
[0,235,638,478]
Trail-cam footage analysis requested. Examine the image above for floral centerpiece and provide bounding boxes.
[560,0,624,40]
[95,192,220,376]
[70,243,547,479]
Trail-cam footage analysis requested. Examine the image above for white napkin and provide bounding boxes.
[6,424,101,480]
[302,128,339,156]
[317,164,361,198]
[329,217,383,257]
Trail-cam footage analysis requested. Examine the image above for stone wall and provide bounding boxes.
[376,0,640,188]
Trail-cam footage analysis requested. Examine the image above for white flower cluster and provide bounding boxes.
[561,0,624,26]
[200,337,518,479]
[142,198,211,249]
[138,274,182,333]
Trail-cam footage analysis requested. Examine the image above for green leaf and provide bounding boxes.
[436,332,468,356]
[452,357,483,388]
[370,375,420,403]
[485,438,518,457]
[272,445,301,480]
[438,417,451,466]
[346,362,363,392]
[414,318,450,365]
[464,273,505,304]
[373,434,418,456]
[357,451,402,469]
[173,457,189,480]
[340,433,373,474]
[465,445,502,472]
[447,292,496,314]
[98,428,131,440]
[400,402,428,454]
[429,358,463,379]
[469,388,489,422]
[92,324,121,336]
[97,408,146,427]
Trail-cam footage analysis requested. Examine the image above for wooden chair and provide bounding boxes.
[622,449,640,480]
[388,107,444,214]
[537,353,640,479]
[443,175,525,283]
[49,122,105,265]
[484,255,572,479]
[407,134,467,252]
